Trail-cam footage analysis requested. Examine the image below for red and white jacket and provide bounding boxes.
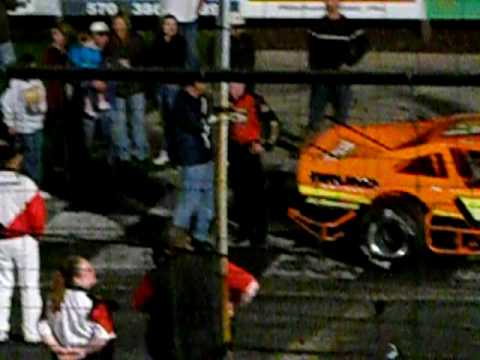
[38,288,116,347]
[0,171,46,240]
[133,261,260,311]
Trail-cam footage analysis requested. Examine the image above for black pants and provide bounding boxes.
[229,143,268,246]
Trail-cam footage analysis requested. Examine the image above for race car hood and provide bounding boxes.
[306,114,480,159]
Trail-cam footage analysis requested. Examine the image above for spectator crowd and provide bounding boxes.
[0,0,371,357]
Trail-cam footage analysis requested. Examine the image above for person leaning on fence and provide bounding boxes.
[307,0,369,131]
[108,13,150,165]
[0,0,17,72]
[170,77,215,252]
[0,139,45,344]
[1,54,47,185]
[38,256,116,360]
[229,82,280,247]
[149,14,187,167]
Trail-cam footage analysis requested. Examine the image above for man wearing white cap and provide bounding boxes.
[163,0,205,70]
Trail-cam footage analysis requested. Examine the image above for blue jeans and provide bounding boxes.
[155,84,179,154]
[173,161,214,243]
[155,84,179,112]
[180,21,200,71]
[0,42,15,72]
[83,110,113,161]
[309,83,352,130]
[111,93,150,161]
[17,131,43,184]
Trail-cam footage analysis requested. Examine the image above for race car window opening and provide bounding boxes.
[451,149,480,186]
[398,154,447,178]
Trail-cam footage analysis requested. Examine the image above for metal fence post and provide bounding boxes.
[218,0,232,348]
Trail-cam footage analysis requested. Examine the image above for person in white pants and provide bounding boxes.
[0,141,46,343]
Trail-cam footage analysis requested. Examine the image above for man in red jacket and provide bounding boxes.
[133,252,259,360]
[0,140,46,343]
[229,82,279,247]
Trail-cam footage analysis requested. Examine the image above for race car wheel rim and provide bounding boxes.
[367,208,413,259]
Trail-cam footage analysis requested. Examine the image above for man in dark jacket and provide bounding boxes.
[0,0,17,72]
[308,0,368,130]
[150,14,187,166]
[170,79,214,250]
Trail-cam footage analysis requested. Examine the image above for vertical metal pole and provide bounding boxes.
[218,0,231,257]
[218,0,232,348]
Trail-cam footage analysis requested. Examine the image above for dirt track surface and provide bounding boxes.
[3,51,480,359]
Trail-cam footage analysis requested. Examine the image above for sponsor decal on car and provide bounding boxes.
[324,139,356,160]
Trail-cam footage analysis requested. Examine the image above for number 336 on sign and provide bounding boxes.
[131,2,163,16]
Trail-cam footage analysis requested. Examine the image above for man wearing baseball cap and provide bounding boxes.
[90,21,109,34]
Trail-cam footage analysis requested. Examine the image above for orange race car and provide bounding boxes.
[288,113,480,265]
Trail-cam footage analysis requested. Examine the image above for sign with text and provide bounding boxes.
[19,0,239,17]
[9,0,62,15]
[8,0,426,19]
[243,0,426,19]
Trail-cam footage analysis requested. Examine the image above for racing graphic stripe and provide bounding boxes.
[431,209,464,219]
[306,197,360,210]
[457,197,480,222]
[298,185,371,204]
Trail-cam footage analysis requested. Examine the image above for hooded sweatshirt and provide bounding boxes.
[1,79,47,134]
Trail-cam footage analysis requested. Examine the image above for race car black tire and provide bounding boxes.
[360,200,426,268]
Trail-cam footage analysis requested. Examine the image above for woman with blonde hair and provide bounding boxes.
[38,256,116,359]
[109,13,150,165]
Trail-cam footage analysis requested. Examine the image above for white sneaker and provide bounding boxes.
[153,150,170,166]
[148,206,172,217]
[386,342,401,359]
[97,98,111,111]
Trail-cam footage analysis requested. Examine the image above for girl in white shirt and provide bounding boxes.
[38,256,116,360]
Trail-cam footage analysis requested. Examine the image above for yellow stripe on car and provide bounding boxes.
[306,197,361,210]
[431,209,464,219]
[299,185,371,204]
[458,197,480,222]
